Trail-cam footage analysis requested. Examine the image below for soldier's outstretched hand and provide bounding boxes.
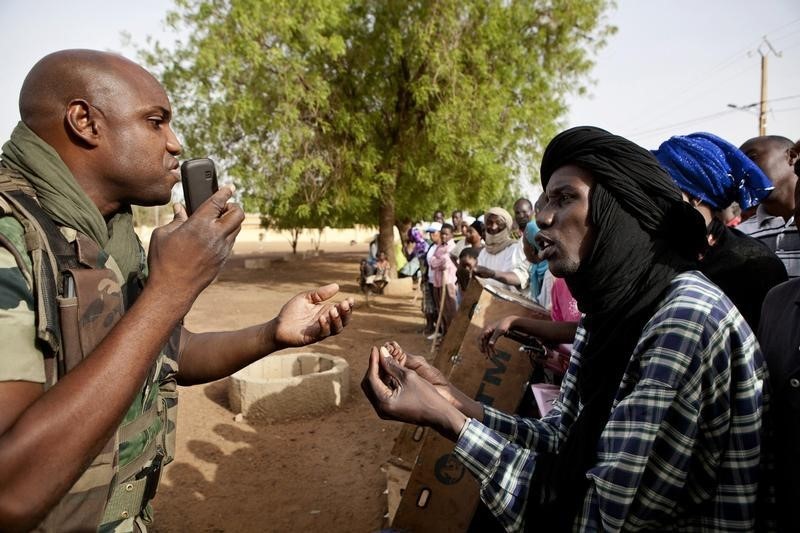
[272,283,354,348]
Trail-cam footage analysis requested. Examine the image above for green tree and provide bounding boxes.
[140,0,614,265]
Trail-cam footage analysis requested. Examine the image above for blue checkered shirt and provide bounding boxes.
[453,271,769,532]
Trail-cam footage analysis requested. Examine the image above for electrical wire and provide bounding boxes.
[621,17,800,130]
[629,109,738,138]
[632,95,800,140]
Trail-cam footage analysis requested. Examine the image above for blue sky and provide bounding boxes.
[1,0,798,155]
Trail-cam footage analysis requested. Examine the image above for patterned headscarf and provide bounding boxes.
[407,227,429,259]
[652,132,773,211]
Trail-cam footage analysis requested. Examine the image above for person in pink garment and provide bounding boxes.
[429,223,459,334]
[551,277,580,322]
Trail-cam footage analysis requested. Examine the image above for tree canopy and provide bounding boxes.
[141,0,615,261]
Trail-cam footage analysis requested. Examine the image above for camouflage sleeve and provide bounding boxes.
[0,216,46,383]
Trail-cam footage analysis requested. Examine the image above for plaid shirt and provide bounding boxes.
[454,271,768,532]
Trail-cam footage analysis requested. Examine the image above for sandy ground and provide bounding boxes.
[149,241,432,532]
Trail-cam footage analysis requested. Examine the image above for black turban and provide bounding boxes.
[527,126,707,529]
[540,125,707,272]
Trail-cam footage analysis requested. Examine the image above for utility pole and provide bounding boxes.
[756,37,782,136]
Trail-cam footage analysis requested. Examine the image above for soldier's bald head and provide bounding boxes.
[19,49,164,137]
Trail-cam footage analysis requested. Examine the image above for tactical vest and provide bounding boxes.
[0,168,178,532]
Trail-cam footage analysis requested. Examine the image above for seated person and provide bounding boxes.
[360,251,390,294]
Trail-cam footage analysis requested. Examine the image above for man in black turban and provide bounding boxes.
[362,127,771,531]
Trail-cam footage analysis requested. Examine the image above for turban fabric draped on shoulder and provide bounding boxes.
[652,131,773,211]
[527,126,706,531]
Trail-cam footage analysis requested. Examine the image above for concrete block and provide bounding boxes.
[229,353,349,421]
[244,258,273,269]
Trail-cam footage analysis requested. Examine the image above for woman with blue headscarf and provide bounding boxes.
[653,132,787,329]
[523,219,552,305]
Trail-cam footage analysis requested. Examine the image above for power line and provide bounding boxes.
[629,62,756,130]
[625,55,751,129]
[629,109,737,138]
[777,39,800,54]
[633,101,800,143]
[622,18,800,130]
[768,93,800,103]
[731,93,800,109]
[764,16,800,42]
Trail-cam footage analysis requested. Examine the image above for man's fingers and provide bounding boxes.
[154,203,187,238]
[172,202,188,223]
[361,347,380,403]
[384,341,402,357]
[326,306,344,335]
[362,346,392,402]
[308,283,340,304]
[487,329,504,357]
[377,347,406,383]
[317,313,332,339]
[335,300,353,329]
[387,341,415,368]
[217,202,246,234]
[479,328,492,353]
[193,184,236,218]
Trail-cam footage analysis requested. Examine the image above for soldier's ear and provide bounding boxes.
[65,99,101,148]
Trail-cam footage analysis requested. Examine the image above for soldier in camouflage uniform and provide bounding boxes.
[0,50,354,532]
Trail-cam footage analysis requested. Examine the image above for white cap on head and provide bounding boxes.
[426,221,443,232]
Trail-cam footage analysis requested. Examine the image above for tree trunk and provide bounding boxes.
[313,228,324,252]
[378,197,397,276]
[289,228,300,254]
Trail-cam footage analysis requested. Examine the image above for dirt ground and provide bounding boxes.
[150,241,432,532]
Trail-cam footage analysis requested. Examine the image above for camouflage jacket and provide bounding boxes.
[0,169,179,532]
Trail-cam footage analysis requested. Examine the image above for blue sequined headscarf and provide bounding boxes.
[652,132,773,211]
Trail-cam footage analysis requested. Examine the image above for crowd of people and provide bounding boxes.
[0,48,798,533]
[382,201,551,340]
[364,128,800,531]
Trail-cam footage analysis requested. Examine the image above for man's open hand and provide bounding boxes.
[361,346,466,441]
[272,284,354,348]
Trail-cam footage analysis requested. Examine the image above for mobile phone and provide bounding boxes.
[180,158,219,215]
